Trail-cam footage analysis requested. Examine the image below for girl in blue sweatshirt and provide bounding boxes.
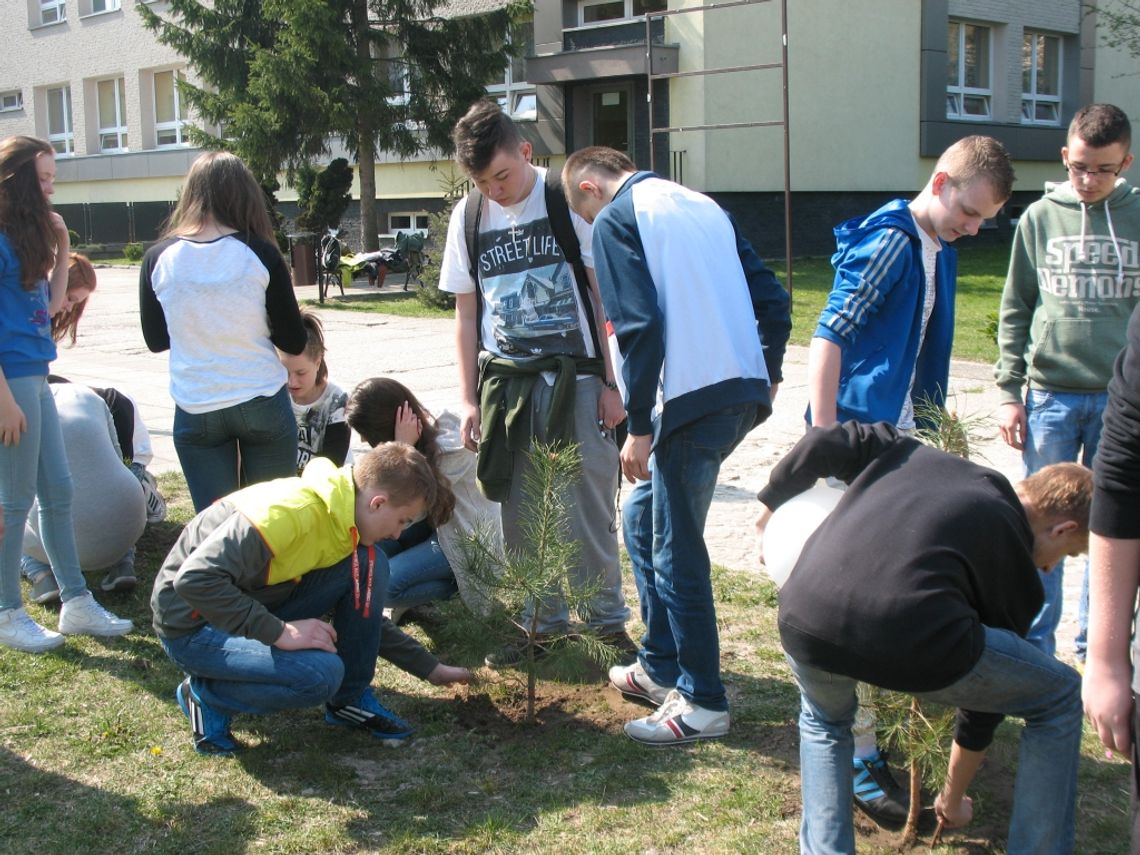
[0,135,132,653]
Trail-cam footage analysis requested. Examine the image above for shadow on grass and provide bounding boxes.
[0,747,258,854]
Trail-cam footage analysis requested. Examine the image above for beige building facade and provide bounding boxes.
[1,0,1138,251]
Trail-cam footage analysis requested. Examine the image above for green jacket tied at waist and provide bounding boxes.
[476,353,605,502]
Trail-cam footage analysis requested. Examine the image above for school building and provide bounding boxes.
[1,0,1138,257]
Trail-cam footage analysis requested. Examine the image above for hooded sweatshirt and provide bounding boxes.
[811,199,957,425]
[995,178,1140,402]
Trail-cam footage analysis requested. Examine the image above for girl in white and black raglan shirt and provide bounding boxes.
[140,152,306,512]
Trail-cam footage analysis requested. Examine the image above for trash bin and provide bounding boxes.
[287,232,316,287]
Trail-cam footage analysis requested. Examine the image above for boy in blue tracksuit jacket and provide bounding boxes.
[817,199,957,425]
[806,134,1015,828]
[563,147,790,747]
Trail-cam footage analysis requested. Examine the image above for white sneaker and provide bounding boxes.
[0,606,65,653]
[59,592,133,637]
[623,689,730,746]
[608,661,671,706]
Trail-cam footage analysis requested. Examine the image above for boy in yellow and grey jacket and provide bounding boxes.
[151,444,436,755]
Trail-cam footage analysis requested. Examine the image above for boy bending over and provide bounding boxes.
[151,444,437,755]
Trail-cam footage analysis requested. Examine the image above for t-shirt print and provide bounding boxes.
[477,217,588,359]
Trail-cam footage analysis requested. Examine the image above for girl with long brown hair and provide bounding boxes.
[0,135,133,652]
[139,151,307,511]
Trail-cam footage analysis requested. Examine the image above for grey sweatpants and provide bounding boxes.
[500,375,628,633]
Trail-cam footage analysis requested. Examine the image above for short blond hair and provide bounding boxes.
[1020,462,1092,529]
[936,135,1015,201]
[353,442,437,511]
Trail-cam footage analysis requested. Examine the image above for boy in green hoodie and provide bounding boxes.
[151,443,437,755]
[995,103,1139,664]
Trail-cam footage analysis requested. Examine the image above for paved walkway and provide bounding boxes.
[52,265,1082,661]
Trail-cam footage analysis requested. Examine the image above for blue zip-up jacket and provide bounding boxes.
[592,172,791,441]
[811,198,957,425]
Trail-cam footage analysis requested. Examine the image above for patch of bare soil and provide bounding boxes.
[448,680,634,736]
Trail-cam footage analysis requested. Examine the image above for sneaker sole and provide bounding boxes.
[100,576,138,593]
[30,588,61,605]
[59,622,134,637]
[0,632,65,653]
[623,726,729,746]
[853,797,907,830]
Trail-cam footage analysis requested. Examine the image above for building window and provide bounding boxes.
[0,91,23,112]
[1022,32,1061,126]
[384,55,410,107]
[946,21,992,121]
[40,0,65,24]
[46,86,73,155]
[154,69,186,146]
[97,77,128,151]
[90,0,120,11]
[486,21,537,121]
[388,212,430,234]
[579,0,665,25]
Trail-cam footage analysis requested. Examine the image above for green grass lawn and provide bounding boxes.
[303,288,454,320]
[0,472,1129,854]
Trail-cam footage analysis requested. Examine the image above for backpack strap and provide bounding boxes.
[543,169,603,357]
[463,169,603,357]
[464,189,485,350]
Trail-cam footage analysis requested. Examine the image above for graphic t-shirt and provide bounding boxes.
[292,380,348,474]
[440,166,596,360]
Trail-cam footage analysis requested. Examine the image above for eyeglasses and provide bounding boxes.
[1065,161,1125,179]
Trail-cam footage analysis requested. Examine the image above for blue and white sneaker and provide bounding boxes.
[623,689,729,746]
[325,687,414,745]
[852,750,908,829]
[176,678,240,756]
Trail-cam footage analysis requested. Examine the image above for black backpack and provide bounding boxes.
[463,168,602,355]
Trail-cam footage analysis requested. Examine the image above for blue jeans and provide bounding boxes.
[1022,388,1106,659]
[174,384,297,513]
[787,626,1082,855]
[624,403,759,711]
[159,555,387,715]
[0,375,90,610]
[383,523,456,609]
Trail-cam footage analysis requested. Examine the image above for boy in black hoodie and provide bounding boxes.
[757,422,1090,854]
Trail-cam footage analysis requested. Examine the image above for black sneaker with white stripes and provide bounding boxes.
[324,687,414,744]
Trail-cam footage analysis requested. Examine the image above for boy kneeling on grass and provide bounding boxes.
[151,443,436,756]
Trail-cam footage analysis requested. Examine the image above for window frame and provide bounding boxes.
[40,0,66,24]
[0,91,23,112]
[1021,30,1062,127]
[46,85,74,156]
[946,20,993,122]
[153,69,187,148]
[577,0,665,26]
[97,76,128,152]
[388,212,431,234]
[485,20,537,122]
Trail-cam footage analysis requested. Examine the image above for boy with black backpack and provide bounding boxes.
[438,100,634,667]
